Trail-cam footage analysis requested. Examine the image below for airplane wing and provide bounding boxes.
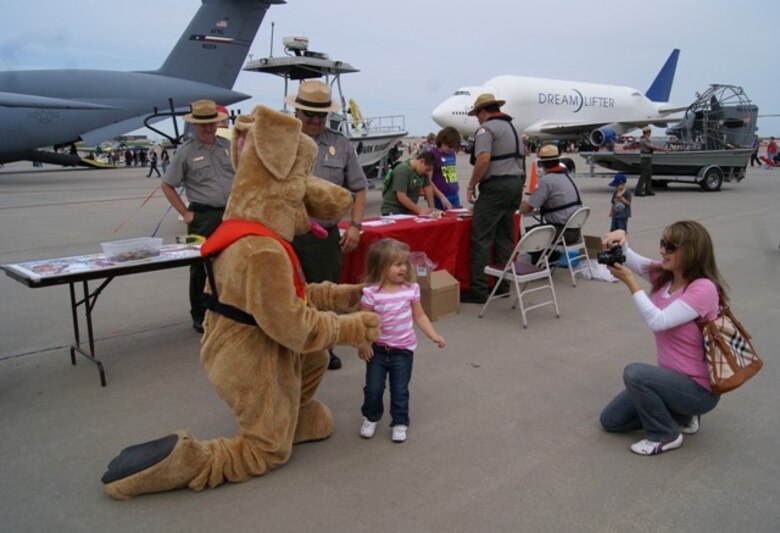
[529,116,684,136]
[0,91,117,110]
[531,121,612,136]
[80,115,170,146]
[658,105,690,114]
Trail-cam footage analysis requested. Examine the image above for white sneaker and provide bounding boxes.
[630,433,683,456]
[391,425,408,443]
[360,418,377,439]
[680,415,700,435]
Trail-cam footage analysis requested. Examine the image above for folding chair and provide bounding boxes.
[552,206,593,287]
[479,225,560,328]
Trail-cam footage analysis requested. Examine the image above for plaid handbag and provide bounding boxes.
[700,303,762,394]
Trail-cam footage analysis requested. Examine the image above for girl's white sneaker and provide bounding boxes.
[391,425,408,443]
[360,418,377,439]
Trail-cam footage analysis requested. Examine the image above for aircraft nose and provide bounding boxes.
[431,101,451,127]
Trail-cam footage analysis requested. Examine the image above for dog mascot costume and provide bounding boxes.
[102,106,380,499]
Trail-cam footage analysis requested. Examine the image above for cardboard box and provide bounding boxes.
[417,269,460,321]
[584,235,602,260]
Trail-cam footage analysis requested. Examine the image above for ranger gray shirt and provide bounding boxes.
[640,136,654,155]
[312,129,367,190]
[473,115,525,179]
[162,136,234,208]
[311,128,367,227]
[527,170,582,225]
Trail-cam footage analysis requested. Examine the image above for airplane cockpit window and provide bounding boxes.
[454,90,471,96]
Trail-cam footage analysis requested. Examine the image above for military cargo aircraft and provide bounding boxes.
[0,0,284,166]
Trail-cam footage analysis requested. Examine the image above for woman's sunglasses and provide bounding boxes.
[659,238,678,253]
[302,110,328,119]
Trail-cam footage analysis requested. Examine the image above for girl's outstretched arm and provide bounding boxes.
[411,301,446,348]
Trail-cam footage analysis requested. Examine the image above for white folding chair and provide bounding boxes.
[551,206,593,287]
[479,225,560,328]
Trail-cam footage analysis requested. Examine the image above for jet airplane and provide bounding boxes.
[0,0,284,166]
[431,49,683,147]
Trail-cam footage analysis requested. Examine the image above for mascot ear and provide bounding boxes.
[253,106,302,180]
[231,115,253,170]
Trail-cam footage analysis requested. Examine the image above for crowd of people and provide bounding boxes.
[153,86,732,455]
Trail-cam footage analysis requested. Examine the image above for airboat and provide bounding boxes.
[586,85,757,191]
[244,36,407,180]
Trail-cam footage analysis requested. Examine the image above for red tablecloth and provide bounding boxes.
[340,213,521,290]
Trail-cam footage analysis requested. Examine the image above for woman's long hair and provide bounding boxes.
[363,238,415,286]
[650,220,729,303]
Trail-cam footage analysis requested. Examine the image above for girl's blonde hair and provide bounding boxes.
[363,238,416,285]
[650,220,729,303]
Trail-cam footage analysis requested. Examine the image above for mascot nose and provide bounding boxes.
[309,220,328,239]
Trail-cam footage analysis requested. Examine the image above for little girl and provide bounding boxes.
[358,238,446,443]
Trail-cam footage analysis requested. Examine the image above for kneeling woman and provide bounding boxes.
[599,221,726,455]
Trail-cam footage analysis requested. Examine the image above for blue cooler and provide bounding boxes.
[558,249,580,267]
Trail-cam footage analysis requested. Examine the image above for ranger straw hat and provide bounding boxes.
[467,93,506,116]
[285,80,341,113]
[183,99,229,124]
[539,144,560,160]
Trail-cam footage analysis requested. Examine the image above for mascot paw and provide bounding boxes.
[336,311,381,347]
[306,282,364,313]
[102,431,208,500]
[328,283,365,313]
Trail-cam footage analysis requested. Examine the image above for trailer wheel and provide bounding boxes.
[699,166,723,191]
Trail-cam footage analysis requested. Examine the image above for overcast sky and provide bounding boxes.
[3,0,778,137]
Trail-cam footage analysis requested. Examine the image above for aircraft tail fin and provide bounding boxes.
[645,49,680,103]
[153,0,284,88]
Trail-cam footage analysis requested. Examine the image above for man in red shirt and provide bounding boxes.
[767,136,778,165]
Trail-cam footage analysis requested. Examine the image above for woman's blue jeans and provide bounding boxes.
[600,362,719,441]
[361,344,414,427]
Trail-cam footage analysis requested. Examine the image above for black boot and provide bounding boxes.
[328,350,342,370]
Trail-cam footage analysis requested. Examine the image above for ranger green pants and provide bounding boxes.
[469,175,524,295]
[291,226,343,284]
[188,207,224,321]
[635,155,653,195]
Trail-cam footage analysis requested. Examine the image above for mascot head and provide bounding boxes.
[224,106,353,241]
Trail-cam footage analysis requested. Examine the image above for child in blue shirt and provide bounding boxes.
[608,173,632,232]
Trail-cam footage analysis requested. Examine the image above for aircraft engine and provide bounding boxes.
[590,127,618,147]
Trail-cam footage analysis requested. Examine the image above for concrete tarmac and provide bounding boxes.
[1,155,779,532]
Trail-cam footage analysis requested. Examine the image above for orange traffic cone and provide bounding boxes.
[527,159,538,193]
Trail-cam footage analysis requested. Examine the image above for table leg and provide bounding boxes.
[68,278,113,387]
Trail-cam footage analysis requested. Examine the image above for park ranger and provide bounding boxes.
[161,99,234,333]
[288,80,368,370]
[462,93,525,304]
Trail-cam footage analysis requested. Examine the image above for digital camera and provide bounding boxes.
[596,245,626,266]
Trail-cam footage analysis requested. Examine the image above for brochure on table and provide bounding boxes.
[2,244,202,283]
